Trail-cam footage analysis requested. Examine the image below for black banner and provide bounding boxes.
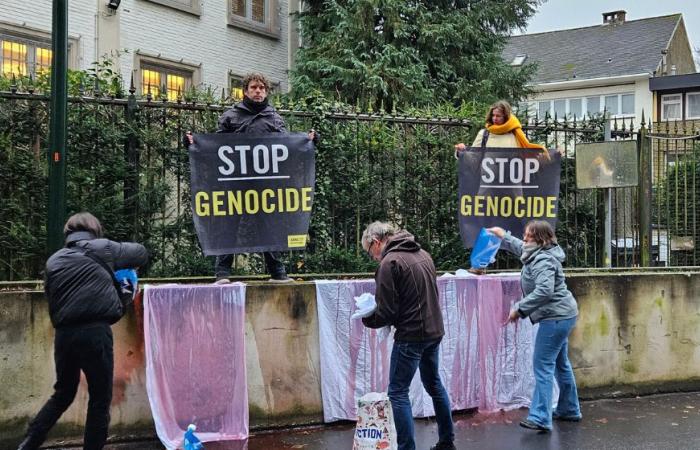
[458,147,561,247]
[189,133,315,255]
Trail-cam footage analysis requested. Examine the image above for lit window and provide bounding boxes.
[35,47,52,74]
[686,93,700,120]
[166,74,185,101]
[141,65,191,101]
[142,68,161,98]
[661,94,682,120]
[230,76,244,101]
[2,40,27,76]
[510,54,527,66]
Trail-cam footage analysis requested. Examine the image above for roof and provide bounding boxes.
[649,73,700,91]
[503,14,682,85]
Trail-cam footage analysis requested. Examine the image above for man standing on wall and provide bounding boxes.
[18,212,148,450]
[361,221,456,450]
[187,72,316,283]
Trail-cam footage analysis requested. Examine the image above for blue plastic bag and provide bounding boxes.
[114,268,138,299]
[183,424,204,450]
[470,228,502,269]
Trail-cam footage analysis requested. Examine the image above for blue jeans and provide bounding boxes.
[388,338,454,450]
[527,316,581,429]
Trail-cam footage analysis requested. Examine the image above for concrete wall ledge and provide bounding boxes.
[2,270,699,445]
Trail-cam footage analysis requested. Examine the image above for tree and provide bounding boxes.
[291,0,540,111]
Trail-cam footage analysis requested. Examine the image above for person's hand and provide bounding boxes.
[308,129,317,142]
[454,143,467,160]
[486,227,506,238]
[503,309,520,325]
[185,131,194,145]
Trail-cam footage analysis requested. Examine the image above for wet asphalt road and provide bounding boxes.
[42,391,700,450]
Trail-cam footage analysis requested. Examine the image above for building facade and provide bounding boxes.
[0,0,299,99]
[505,11,696,127]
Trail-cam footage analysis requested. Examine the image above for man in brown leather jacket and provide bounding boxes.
[361,221,455,450]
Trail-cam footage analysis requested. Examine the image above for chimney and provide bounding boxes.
[602,10,627,24]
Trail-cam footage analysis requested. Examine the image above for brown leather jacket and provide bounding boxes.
[362,231,444,342]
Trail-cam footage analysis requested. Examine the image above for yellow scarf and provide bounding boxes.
[486,115,546,151]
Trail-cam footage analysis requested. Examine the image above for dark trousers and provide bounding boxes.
[214,251,286,278]
[21,323,114,450]
[388,338,454,450]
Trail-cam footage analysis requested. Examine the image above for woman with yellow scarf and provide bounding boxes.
[454,100,545,155]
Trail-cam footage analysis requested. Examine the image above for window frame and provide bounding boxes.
[0,22,78,77]
[685,92,700,120]
[142,0,201,16]
[661,93,683,121]
[133,52,201,101]
[228,0,281,39]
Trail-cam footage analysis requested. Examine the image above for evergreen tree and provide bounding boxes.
[292,0,540,111]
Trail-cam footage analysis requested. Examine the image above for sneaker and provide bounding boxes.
[214,278,231,285]
[430,442,457,450]
[519,419,550,433]
[553,413,582,422]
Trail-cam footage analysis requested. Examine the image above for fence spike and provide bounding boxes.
[176,86,182,104]
[27,74,35,95]
[93,75,101,97]
[146,84,152,102]
[129,73,136,95]
[10,73,17,93]
[640,109,645,125]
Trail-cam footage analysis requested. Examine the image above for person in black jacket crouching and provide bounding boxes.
[18,212,148,450]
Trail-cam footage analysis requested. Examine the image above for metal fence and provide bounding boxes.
[1,85,698,280]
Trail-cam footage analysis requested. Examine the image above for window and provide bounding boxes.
[604,95,618,116]
[141,65,190,101]
[538,101,550,118]
[621,94,635,115]
[229,75,245,101]
[144,0,201,15]
[686,92,700,120]
[586,96,600,117]
[510,54,527,66]
[569,98,582,118]
[228,0,280,38]
[553,99,566,117]
[1,35,52,77]
[661,94,682,120]
[134,53,200,101]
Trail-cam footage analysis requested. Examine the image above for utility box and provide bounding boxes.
[575,141,638,189]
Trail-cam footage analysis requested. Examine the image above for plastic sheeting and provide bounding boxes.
[315,276,539,422]
[144,284,249,449]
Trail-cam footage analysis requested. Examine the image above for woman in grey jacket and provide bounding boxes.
[489,220,581,432]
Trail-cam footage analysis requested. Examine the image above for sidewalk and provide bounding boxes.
[49,391,700,450]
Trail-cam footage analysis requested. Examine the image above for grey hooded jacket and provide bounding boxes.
[500,233,578,324]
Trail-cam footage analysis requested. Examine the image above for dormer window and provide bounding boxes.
[510,54,527,66]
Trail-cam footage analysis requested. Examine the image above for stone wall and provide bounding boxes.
[2,271,700,445]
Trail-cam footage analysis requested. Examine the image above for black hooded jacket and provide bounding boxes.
[45,231,149,328]
[362,231,444,342]
[217,99,287,134]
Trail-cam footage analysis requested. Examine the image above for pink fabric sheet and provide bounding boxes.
[144,284,248,449]
[315,276,537,422]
